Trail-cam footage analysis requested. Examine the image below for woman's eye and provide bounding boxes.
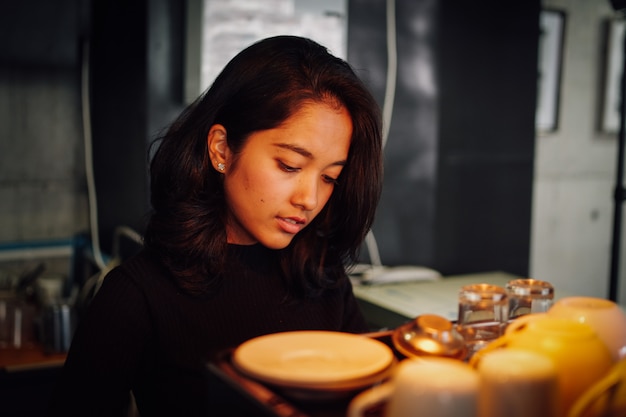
[278,160,299,172]
[278,160,338,185]
[323,175,339,185]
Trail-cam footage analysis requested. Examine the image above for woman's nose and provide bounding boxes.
[292,177,318,211]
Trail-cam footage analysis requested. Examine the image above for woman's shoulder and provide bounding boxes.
[115,248,165,276]
[87,249,179,313]
[108,249,173,287]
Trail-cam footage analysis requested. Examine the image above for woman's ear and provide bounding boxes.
[207,124,228,173]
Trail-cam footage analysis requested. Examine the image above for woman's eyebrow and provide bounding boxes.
[274,142,313,158]
[274,143,347,166]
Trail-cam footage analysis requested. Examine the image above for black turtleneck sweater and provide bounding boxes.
[47,244,368,416]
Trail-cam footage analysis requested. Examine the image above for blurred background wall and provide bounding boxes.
[0,0,622,304]
[530,0,622,302]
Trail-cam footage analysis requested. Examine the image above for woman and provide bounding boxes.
[48,35,383,416]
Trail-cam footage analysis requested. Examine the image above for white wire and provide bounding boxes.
[381,0,398,149]
[365,230,383,267]
[366,0,397,267]
[92,225,144,295]
[81,39,107,271]
[111,225,144,260]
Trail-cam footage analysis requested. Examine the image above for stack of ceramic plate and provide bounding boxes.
[232,330,396,400]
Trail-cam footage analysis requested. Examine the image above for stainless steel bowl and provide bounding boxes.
[392,314,467,360]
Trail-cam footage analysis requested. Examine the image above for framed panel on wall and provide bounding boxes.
[601,18,625,134]
[535,9,566,133]
[184,0,348,104]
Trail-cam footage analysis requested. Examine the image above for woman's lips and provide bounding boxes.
[277,216,306,234]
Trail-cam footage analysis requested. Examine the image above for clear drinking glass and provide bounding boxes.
[506,278,554,319]
[457,284,508,358]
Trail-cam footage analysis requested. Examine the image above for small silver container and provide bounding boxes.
[41,303,75,352]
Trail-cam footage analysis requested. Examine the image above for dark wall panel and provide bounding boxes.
[348,0,539,277]
[348,0,439,266]
[435,1,539,276]
[91,0,150,252]
[91,0,185,253]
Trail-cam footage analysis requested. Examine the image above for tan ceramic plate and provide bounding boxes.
[232,330,394,390]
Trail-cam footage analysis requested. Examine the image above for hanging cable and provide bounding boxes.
[365,0,397,267]
[81,38,107,271]
[381,0,398,149]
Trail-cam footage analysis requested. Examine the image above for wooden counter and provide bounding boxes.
[1,345,66,372]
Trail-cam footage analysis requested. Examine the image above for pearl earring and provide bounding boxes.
[217,162,225,171]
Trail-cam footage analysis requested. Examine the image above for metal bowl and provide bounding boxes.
[392,314,467,361]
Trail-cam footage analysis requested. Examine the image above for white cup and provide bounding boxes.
[548,296,626,361]
[35,274,65,306]
[475,348,559,417]
[348,358,479,417]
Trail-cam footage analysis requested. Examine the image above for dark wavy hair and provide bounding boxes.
[144,35,383,297]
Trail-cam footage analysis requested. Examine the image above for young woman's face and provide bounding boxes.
[219,102,352,248]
